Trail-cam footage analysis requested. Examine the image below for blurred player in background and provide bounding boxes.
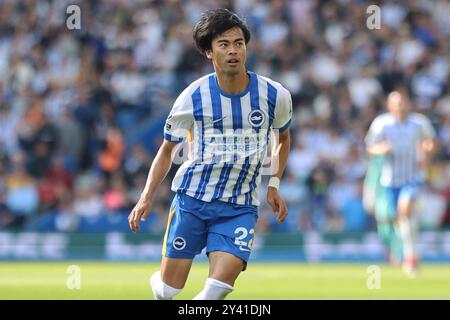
[365,91,437,277]
[128,9,292,299]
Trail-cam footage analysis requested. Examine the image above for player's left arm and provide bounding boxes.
[419,115,439,165]
[267,128,290,224]
[267,86,292,224]
[421,138,438,157]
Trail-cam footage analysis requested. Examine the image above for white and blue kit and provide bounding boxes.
[365,112,435,214]
[162,71,292,264]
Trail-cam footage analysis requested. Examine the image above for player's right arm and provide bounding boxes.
[129,86,194,233]
[128,140,178,233]
[366,141,392,156]
[365,115,391,156]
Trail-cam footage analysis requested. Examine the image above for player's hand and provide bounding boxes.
[267,187,288,224]
[421,139,434,153]
[378,141,392,155]
[128,197,153,233]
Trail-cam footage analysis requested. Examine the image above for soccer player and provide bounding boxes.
[128,9,292,299]
[365,91,437,277]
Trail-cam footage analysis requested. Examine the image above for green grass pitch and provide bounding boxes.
[1,262,450,299]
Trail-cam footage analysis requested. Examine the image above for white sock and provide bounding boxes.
[193,278,234,300]
[149,271,182,300]
[398,218,418,262]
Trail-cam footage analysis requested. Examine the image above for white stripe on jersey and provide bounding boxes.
[166,71,292,206]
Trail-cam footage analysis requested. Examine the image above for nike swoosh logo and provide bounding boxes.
[212,116,227,123]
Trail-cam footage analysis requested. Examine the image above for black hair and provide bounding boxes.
[193,8,251,56]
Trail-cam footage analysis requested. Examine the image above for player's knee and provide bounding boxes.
[150,271,182,300]
[193,277,234,300]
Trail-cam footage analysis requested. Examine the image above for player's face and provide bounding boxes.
[387,93,410,120]
[206,27,247,76]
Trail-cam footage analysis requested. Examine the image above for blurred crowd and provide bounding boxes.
[0,0,449,234]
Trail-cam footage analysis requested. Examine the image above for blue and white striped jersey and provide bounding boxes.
[365,112,436,187]
[164,71,292,206]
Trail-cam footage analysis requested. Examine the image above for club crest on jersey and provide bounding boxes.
[173,237,186,250]
[248,109,266,128]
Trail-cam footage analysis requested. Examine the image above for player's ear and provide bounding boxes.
[205,49,213,60]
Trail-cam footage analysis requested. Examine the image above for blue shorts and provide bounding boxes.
[386,183,422,216]
[162,192,258,267]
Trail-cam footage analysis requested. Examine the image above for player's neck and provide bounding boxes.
[394,113,409,123]
[215,70,249,95]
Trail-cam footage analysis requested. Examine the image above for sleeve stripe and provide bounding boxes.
[164,132,184,143]
[273,118,291,132]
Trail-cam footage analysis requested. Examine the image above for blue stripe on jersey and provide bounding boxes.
[249,72,260,132]
[249,159,262,190]
[267,82,277,128]
[244,191,251,206]
[264,82,278,169]
[249,72,259,111]
[231,96,243,131]
[231,96,243,163]
[212,163,234,199]
[209,75,223,131]
[194,163,214,199]
[179,165,195,193]
[230,157,251,204]
[192,87,204,161]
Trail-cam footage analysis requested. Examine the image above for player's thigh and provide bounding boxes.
[397,184,421,219]
[207,251,245,286]
[161,197,208,287]
[160,256,193,289]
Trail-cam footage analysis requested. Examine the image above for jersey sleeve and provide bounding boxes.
[272,87,292,132]
[365,116,385,146]
[163,87,194,143]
